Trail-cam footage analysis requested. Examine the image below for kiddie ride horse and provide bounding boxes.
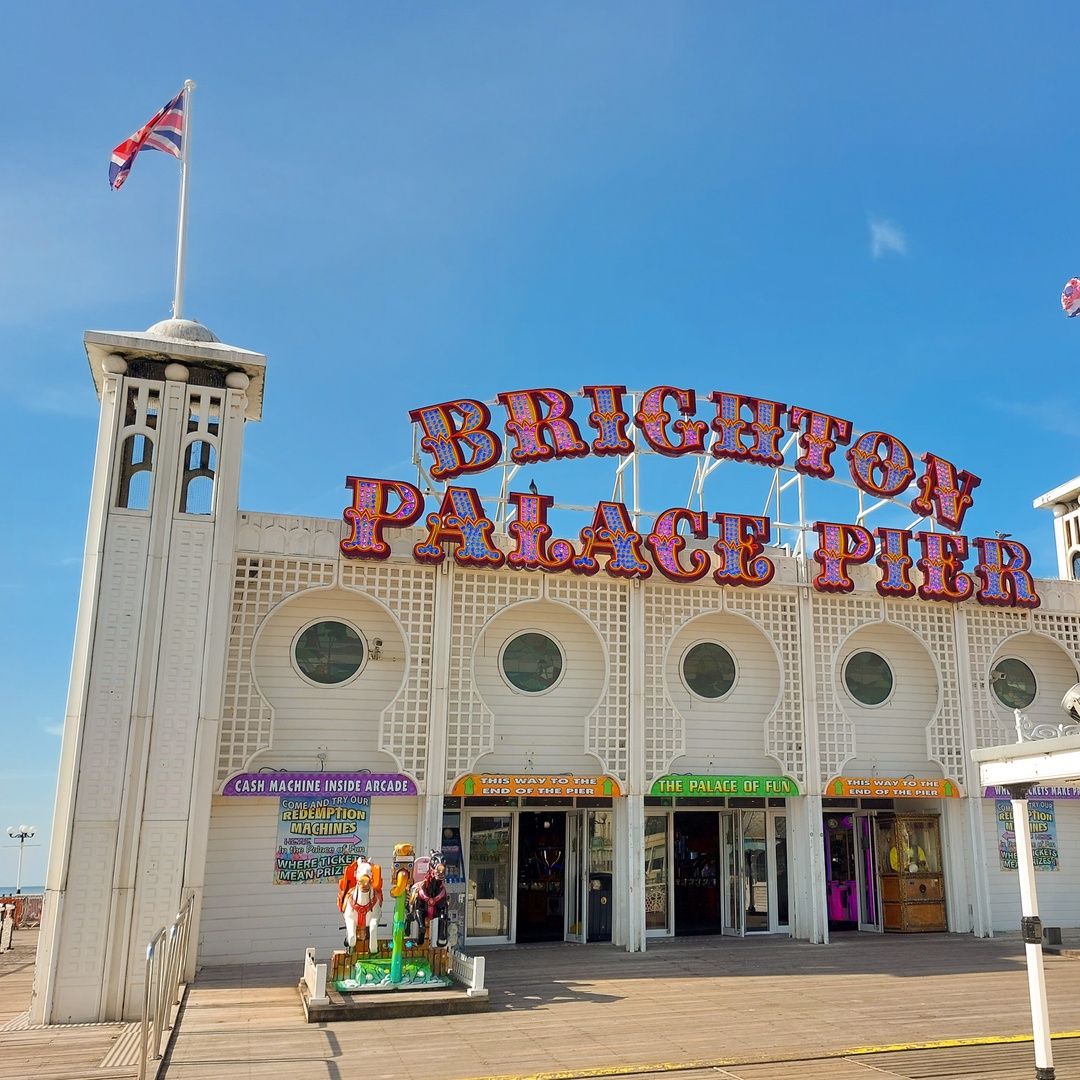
[338,857,382,953]
[409,852,450,949]
[331,844,453,992]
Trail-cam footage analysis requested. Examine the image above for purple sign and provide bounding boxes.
[222,772,417,797]
[983,785,1080,800]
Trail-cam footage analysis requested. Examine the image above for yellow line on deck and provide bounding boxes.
[467,1031,1080,1080]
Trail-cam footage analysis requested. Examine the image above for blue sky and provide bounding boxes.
[2,3,1078,887]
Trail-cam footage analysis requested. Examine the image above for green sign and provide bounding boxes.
[649,775,799,797]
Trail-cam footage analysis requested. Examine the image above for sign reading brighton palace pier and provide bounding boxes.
[339,386,1041,608]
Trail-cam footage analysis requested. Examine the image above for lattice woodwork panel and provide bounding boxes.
[341,561,436,782]
[642,584,722,783]
[813,594,885,783]
[727,588,806,784]
[885,601,965,783]
[964,607,1031,749]
[1032,611,1080,669]
[547,577,631,781]
[217,556,336,781]
[445,573,542,782]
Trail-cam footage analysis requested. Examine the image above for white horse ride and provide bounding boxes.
[339,858,383,952]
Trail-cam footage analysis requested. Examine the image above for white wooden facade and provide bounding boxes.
[31,323,1080,1023]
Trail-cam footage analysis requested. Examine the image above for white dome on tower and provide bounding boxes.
[145,317,220,343]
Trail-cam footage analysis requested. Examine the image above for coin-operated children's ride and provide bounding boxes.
[337,857,383,953]
[389,843,414,984]
[410,851,450,948]
[330,842,454,993]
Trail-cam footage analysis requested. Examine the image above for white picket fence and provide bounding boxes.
[450,948,487,997]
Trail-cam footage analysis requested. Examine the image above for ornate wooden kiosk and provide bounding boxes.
[876,815,946,932]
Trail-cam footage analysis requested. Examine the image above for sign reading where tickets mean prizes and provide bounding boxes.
[995,799,1059,872]
[274,796,370,884]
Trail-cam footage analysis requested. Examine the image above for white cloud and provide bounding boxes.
[984,397,1080,438]
[869,218,907,259]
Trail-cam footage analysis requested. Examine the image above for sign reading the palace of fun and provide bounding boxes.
[340,386,1041,608]
[650,775,799,797]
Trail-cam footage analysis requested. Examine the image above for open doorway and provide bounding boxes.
[516,811,566,942]
[823,811,882,932]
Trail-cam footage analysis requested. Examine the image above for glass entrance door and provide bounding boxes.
[586,810,613,942]
[742,811,769,932]
[855,812,882,932]
[770,813,789,932]
[721,812,744,936]
[465,815,513,943]
[645,813,670,934]
[565,811,585,943]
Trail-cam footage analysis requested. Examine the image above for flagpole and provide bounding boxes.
[172,79,196,319]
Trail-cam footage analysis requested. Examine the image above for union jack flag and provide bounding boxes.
[109,88,186,191]
[1063,278,1080,318]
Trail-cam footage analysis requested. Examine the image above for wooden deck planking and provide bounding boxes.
[160,934,1080,1080]
[0,930,139,1080]
[6,929,1080,1080]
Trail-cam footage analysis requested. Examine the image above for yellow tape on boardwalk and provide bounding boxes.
[465,1031,1080,1080]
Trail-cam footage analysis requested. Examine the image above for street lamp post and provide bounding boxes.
[6,826,36,895]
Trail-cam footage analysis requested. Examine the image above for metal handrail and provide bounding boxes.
[138,893,194,1080]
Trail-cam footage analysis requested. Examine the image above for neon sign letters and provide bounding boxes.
[341,385,1040,609]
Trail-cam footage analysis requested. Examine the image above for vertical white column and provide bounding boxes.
[621,577,647,952]
[953,606,994,937]
[796,581,828,944]
[422,558,456,854]
[1051,505,1069,581]
[181,375,251,981]
[30,362,127,1025]
[103,367,192,1020]
[1009,788,1056,1080]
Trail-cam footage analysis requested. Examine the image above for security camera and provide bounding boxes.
[1061,683,1080,722]
[372,638,383,648]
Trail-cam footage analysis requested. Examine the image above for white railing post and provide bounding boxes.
[138,894,196,1079]
[138,927,165,1080]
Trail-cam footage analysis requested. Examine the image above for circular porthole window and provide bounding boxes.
[501,632,564,693]
[293,620,365,686]
[990,657,1037,710]
[682,642,737,699]
[843,651,893,706]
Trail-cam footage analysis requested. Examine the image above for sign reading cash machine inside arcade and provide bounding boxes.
[337,385,1041,608]
[222,773,418,884]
